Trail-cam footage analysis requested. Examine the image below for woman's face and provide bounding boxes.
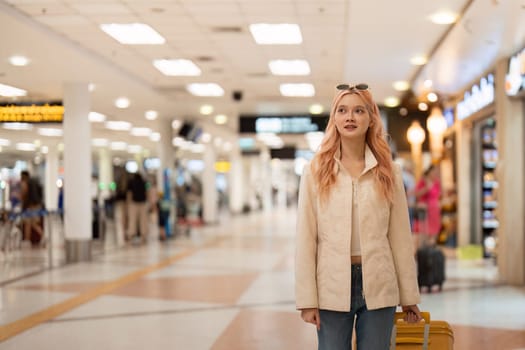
[334,93,371,140]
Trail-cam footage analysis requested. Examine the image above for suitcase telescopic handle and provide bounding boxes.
[394,311,430,323]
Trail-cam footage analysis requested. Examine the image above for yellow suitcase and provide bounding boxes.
[390,312,454,350]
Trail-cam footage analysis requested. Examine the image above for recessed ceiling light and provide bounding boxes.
[110,141,127,151]
[100,23,166,45]
[130,127,152,137]
[279,83,315,97]
[9,55,30,66]
[269,59,310,75]
[384,97,400,107]
[424,79,433,88]
[410,56,427,66]
[0,138,10,146]
[427,92,438,102]
[105,120,132,131]
[215,114,228,125]
[88,83,96,92]
[38,128,63,137]
[249,23,302,45]
[153,59,201,76]
[187,83,224,97]
[172,119,182,129]
[418,102,429,111]
[150,132,161,142]
[3,122,32,130]
[200,105,214,115]
[92,138,109,147]
[89,111,106,123]
[115,97,130,109]
[0,83,27,97]
[429,11,458,25]
[16,142,36,151]
[393,81,410,91]
[309,104,324,114]
[145,110,158,120]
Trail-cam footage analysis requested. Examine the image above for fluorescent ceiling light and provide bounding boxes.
[249,23,302,44]
[429,11,458,25]
[0,83,27,97]
[89,111,106,122]
[9,55,30,66]
[105,121,132,131]
[384,97,400,107]
[41,146,48,154]
[153,59,201,76]
[3,122,32,130]
[130,127,152,137]
[100,23,166,45]
[38,128,63,137]
[110,141,127,151]
[145,110,158,120]
[127,144,142,154]
[0,138,10,147]
[92,138,109,147]
[269,59,310,75]
[16,143,36,151]
[187,83,224,97]
[410,56,427,66]
[393,81,410,91]
[279,83,315,97]
[115,97,130,109]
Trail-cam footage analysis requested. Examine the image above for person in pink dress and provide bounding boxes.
[414,165,442,246]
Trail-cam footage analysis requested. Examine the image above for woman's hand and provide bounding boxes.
[402,305,422,323]
[300,308,321,330]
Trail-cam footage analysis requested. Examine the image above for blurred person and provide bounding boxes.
[401,161,416,231]
[20,170,43,245]
[295,83,421,349]
[127,172,148,243]
[413,165,442,246]
[113,173,128,247]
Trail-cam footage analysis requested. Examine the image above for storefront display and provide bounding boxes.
[479,118,498,257]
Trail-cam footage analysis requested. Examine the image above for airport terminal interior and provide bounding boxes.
[1,0,525,349]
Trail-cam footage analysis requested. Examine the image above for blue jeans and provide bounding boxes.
[317,264,396,350]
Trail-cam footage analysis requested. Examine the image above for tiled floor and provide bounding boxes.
[1,208,524,349]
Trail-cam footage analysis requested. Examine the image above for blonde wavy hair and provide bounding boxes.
[311,88,394,203]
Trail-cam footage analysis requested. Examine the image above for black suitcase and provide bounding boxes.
[417,246,445,291]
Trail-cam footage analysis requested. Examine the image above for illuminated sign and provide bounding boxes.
[456,74,494,121]
[505,47,525,97]
[239,115,328,134]
[0,103,64,123]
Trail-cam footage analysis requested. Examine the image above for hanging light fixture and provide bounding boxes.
[407,120,426,180]
[426,106,447,162]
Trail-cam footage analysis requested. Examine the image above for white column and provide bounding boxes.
[157,119,173,190]
[456,123,471,248]
[44,143,59,210]
[260,148,272,212]
[63,82,92,262]
[228,148,243,214]
[495,58,525,285]
[202,144,217,223]
[98,147,112,201]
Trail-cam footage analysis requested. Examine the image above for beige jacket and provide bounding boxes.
[295,145,420,311]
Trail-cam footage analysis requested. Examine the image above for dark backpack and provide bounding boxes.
[27,178,43,206]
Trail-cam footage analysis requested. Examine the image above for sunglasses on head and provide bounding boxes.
[336,83,369,91]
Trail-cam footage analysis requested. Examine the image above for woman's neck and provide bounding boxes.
[340,138,365,162]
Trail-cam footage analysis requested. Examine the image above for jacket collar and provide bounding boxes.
[333,143,378,176]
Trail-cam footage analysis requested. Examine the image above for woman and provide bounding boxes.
[295,83,421,349]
